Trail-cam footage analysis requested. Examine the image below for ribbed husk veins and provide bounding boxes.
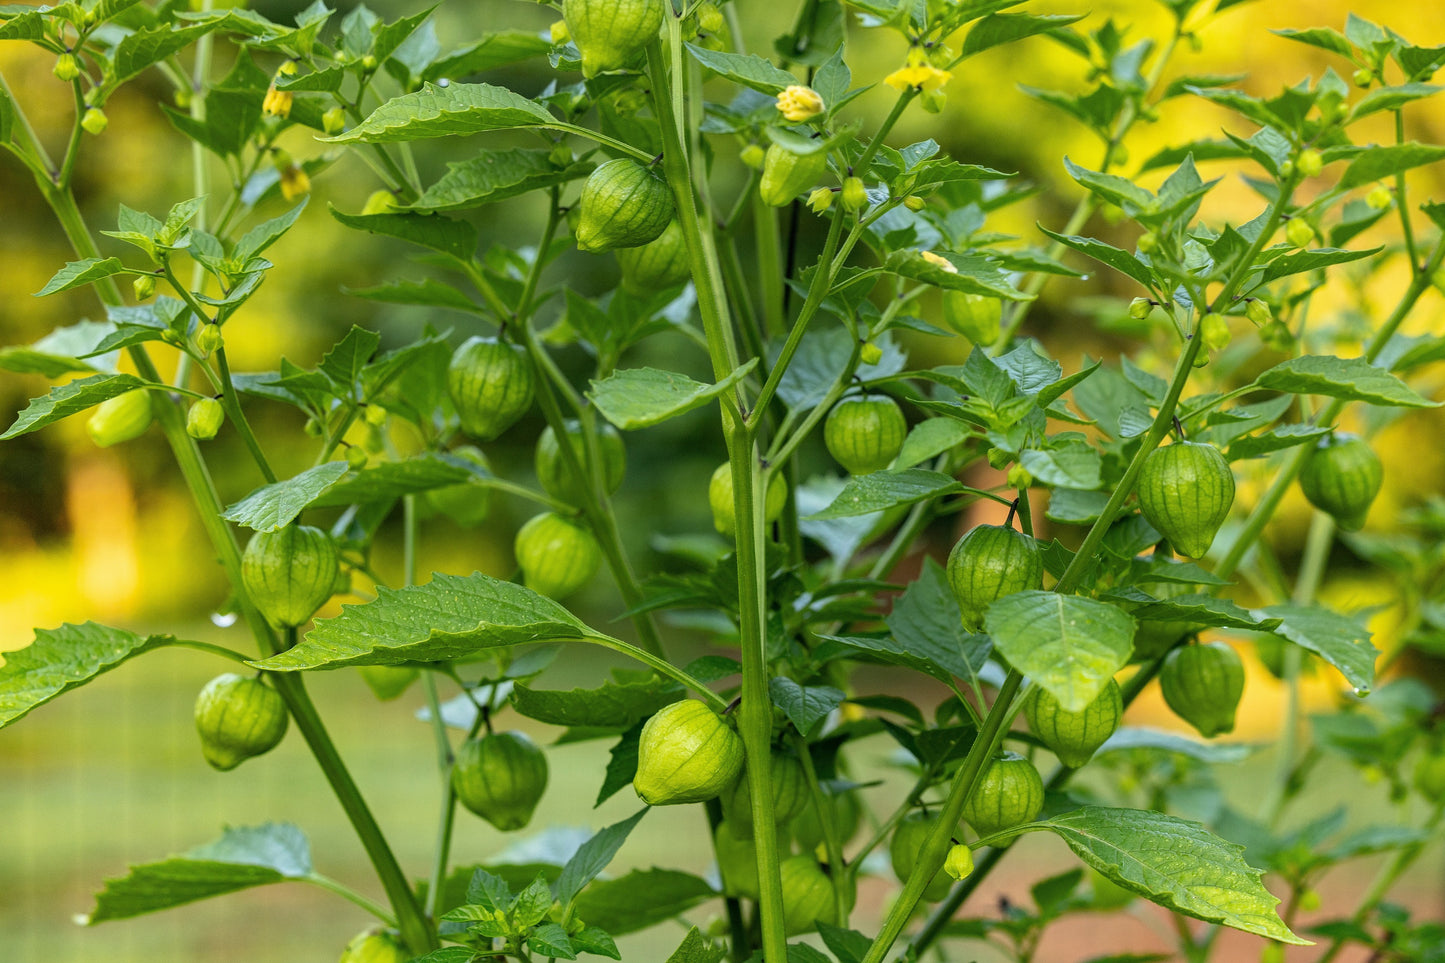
[574,158,674,253]
[452,730,549,831]
[946,525,1043,629]
[1137,441,1235,558]
[514,512,602,599]
[339,929,408,963]
[193,673,289,771]
[563,0,663,78]
[535,420,626,508]
[632,699,743,805]
[942,292,1003,344]
[793,785,861,851]
[1299,433,1383,531]
[759,145,829,207]
[779,855,847,934]
[889,811,955,902]
[722,752,810,837]
[87,388,153,447]
[824,396,907,475]
[709,463,788,535]
[447,337,535,441]
[241,524,339,628]
[426,445,492,527]
[616,220,691,293]
[1024,678,1122,768]
[961,751,1044,838]
[1160,641,1244,738]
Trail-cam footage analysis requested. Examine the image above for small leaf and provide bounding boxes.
[685,44,800,94]
[1040,807,1307,944]
[1258,604,1378,692]
[512,676,681,730]
[596,723,643,807]
[1256,355,1438,408]
[35,257,130,297]
[665,928,726,963]
[329,206,478,261]
[555,809,648,907]
[1039,228,1156,288]
[1261,246,1381,282]
[895,418,974,469]
[221,462,350,533]
[411,149,593,212]
[807,468,963,519]
[1,373,148,440]
[962,13,1083,57]
[588,362,757,430]
[1338,143,1445,190]
[573,869,716,936]
[318,326,382,389]
[985,592,1136,712]
[769,677,845,735]
[0,623,182,728]
[1225,424,1331,460]
[233,199,308,261]
[325,82,554,143]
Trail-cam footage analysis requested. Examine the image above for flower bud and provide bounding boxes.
[1245,299,1272,327]
[80,107,108,135]
[696,2,725,34]
[549,19,570,44]
[840,176,867,212]
[1285,218,1314,249]
[280,164,310,202]
[902,195,924,212]
[859,341,883,365]
[1006,464,1032,489]
[263,66,295,118]
[944,844,974,881]
[1279,159,1295,179]
[346,445,368,469]
[1199,313,1231,351]
[1260,320,1294,351]
[364,403,388,427]
[919,250,956,273]
[321,106,346,136]
[360,54,378,72]
[1366,185,1392,210]
[1137,231,1158,254]
[1296,148,1323,178]
[54,53,80,82]
[1353,68,1373,88]
[1128,297,1153,320]
[132,274,156,301]
[196,324,223,356]
[186,397,225,440]
[806,187,833,214]
[775,85,825,123]
[740,144,765,169]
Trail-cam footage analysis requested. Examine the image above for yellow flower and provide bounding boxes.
[280,164,310,201]
[920,250,957,273]
[884,49,953,93]
[775,84,825,122]
[262,84,293,118]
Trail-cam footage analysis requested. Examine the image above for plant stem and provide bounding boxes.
[307,872,398,924]
[793,732,848,925]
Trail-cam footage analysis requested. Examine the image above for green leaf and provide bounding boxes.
[1338,143,1445,190]
[665,928,725,963]
[0,321,118,377]
[325,82,554,143]
[86,824,312,923]
[329,206,478,261]
[1259,604,1378,692]
[512,676,681,730]
[1348,83,1443,121]
[35,257,129,296]
[344,278,483,313]
[894,418,974,469]
[962,12,1082,57]
[1,373,148,440]
[588,362,758,430]
[885,558,991,689]
[884,249,1032,299]
[555,809,647,907]
[806,468,963,519]
[318,326,382,389]
[233,199,308,261]
[574,869,716,936]
[1272,26,1353,58]
[252,573,603,670]
[1097,727,1256,763]
[310,453,482,508]
[528,922,577,960]
[221,462,350,533]
[112,23,216,84]
[1261,246,1382,281]
[411,149,593,212]
[685,43,799,94]
[424,31,553,81]
[769,677,845,735]
[0,623,184,728]
[984,591,1136,712]
[1040,807,1307,944]
[1255,355,1438,408]
[1019,445,1102,489]
[1225,424,1331,460]
[1039,228,1156,288]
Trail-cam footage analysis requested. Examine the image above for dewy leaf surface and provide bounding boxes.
[0,623,180,727]
[588,362,757,430]
[325,82,554,143]
[985,591,1136,712]
[1041,807,1308,944]
[221,462,350,532]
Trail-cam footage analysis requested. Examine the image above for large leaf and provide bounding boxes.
[572,869,715,935]
[86,824,312,923]
[325,82,554,143]
[1259,604,1378,692]
[1337,143,1445,189]
[984,592,1136,712]
[588,362,757,430]
[512,676,680,730]
[885,559,991,690]
[310,453,485,507]
[1040,807,1307,944]
[0,623,181,728]
[1255,355,1438,408]
[555,809,647,907]
[411,149,592,212]
[1,373,148,440]
[329,207,478,261]
[807,469,963,519]
[252,573,603,670]
[685,44,800,94]
[221,462,350,533]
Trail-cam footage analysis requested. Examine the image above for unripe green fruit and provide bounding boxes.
[840,177,868,212]
[616,219,690,293]
[807,187,833,213]
[714,820,764,899]
[722,752,810,837]
[81,107,108,135]
[1245,299,1272,327]
[1414,751,1445,802]
[1260,320,1294,351]
[1367,185,1393,209]
[903,195,925,212]
[889,811,954,902]
[514,512,602,599]
[358,665,419,701]
[633,699,744,805]
[944,844,974,881]
[1137,231,1158,254]
[824,396,906,475]
[54,52,80,81]
[1286,218,1314,249]
[1006,464,1032,489]
[709,463,787,536]
[1298,433,1383,532]
[338,928,407,963]
[452,730,549,831]
[133,274,156,301]
[427,445,493,527]
[447,336,535,441]
[194,673,288,771]
[196,324,223,355]
[696,2,725,35]
[321,106,347,136]
[575,158,674,253]
[241,525,339,628]
[347,446,368,470]
[87,389,153,447]
[1137,441,1235,559]
[564,0,664,78]
[946,525,1042,630]
[859,341,884,365]
[186,397,225,440]
[1160,641,1245,738]
[961,751,1044,838]
[536,420,626,507]
[759,144,829,207]
[1024,678,1122,768]
[793,786,861,852]
[1353,67,1374,88]
[779,855,849,934]
[942,291,1003,344]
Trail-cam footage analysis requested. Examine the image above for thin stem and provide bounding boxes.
[58,81,86,189]
[306,873,398,925]
[170,639,252,663]
[1392,110,1419,270]
[792,732,848,925]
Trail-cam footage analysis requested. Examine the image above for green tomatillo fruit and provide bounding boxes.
[574,158,674,253]
[241,524,339,628]
[1298,433,1383,531]
[942,291,1003,344]
[447,337,535,441]
[87,389,153,448]
[185,397,225,441]
[946,524,1043,630]
[721,751,810,837]
[1160,640,1245,738]
[779,855,851,934]
[759,144,829,207]
[535,420,626,508]
[824,395,907,475]
[338,928,408,963]
[633,699,744,805]
[1024,678,1122,769]
[426,446,493,528]
[1137,441,1235,559]
[452,730,549,831]
[793,784,862,853]
[358,665,419,701]
[563,0,663,78]
[616,220,691,294]
[714,819,790,900]
[944,844,974,881]
[193,673,288,771]
[709,463,788,536]
[514,512,602,599]
[961,751,1044,838]
[889,811,955,902]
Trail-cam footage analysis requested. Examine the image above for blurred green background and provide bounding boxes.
[2,0,1445,960]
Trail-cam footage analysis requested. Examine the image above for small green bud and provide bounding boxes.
[132,274,156,301]
[1285,218,1314,249]
[364,403,388,427]
[1366,185,1392,210]
[1006,464,1032,489]
[1297,148,1323,178]
[944,844,974,881]
[807,187,833,214]
[1137,231,1158,254]
[360,54,378,72]
[986,447,1010,470]
[196,324,223,356]
[186,397,225,440]
[1199,313,1231,351]
[740,144,765,169]
[1245,299,1272,327]
[902,195,924,212]
[321,106,346,136]
[1128,297,1153,320]
[859,341,883,366]
[549,19,570,44]
[1112,144,1129,166]
[549,143,573,167]
[54,52,80,82]
[840,177,867,212]
[696,1,725,34]
[1353,68,1373,88]
[346,446,368,469]
[80,107,108,135]
[1279,159,1295,179]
